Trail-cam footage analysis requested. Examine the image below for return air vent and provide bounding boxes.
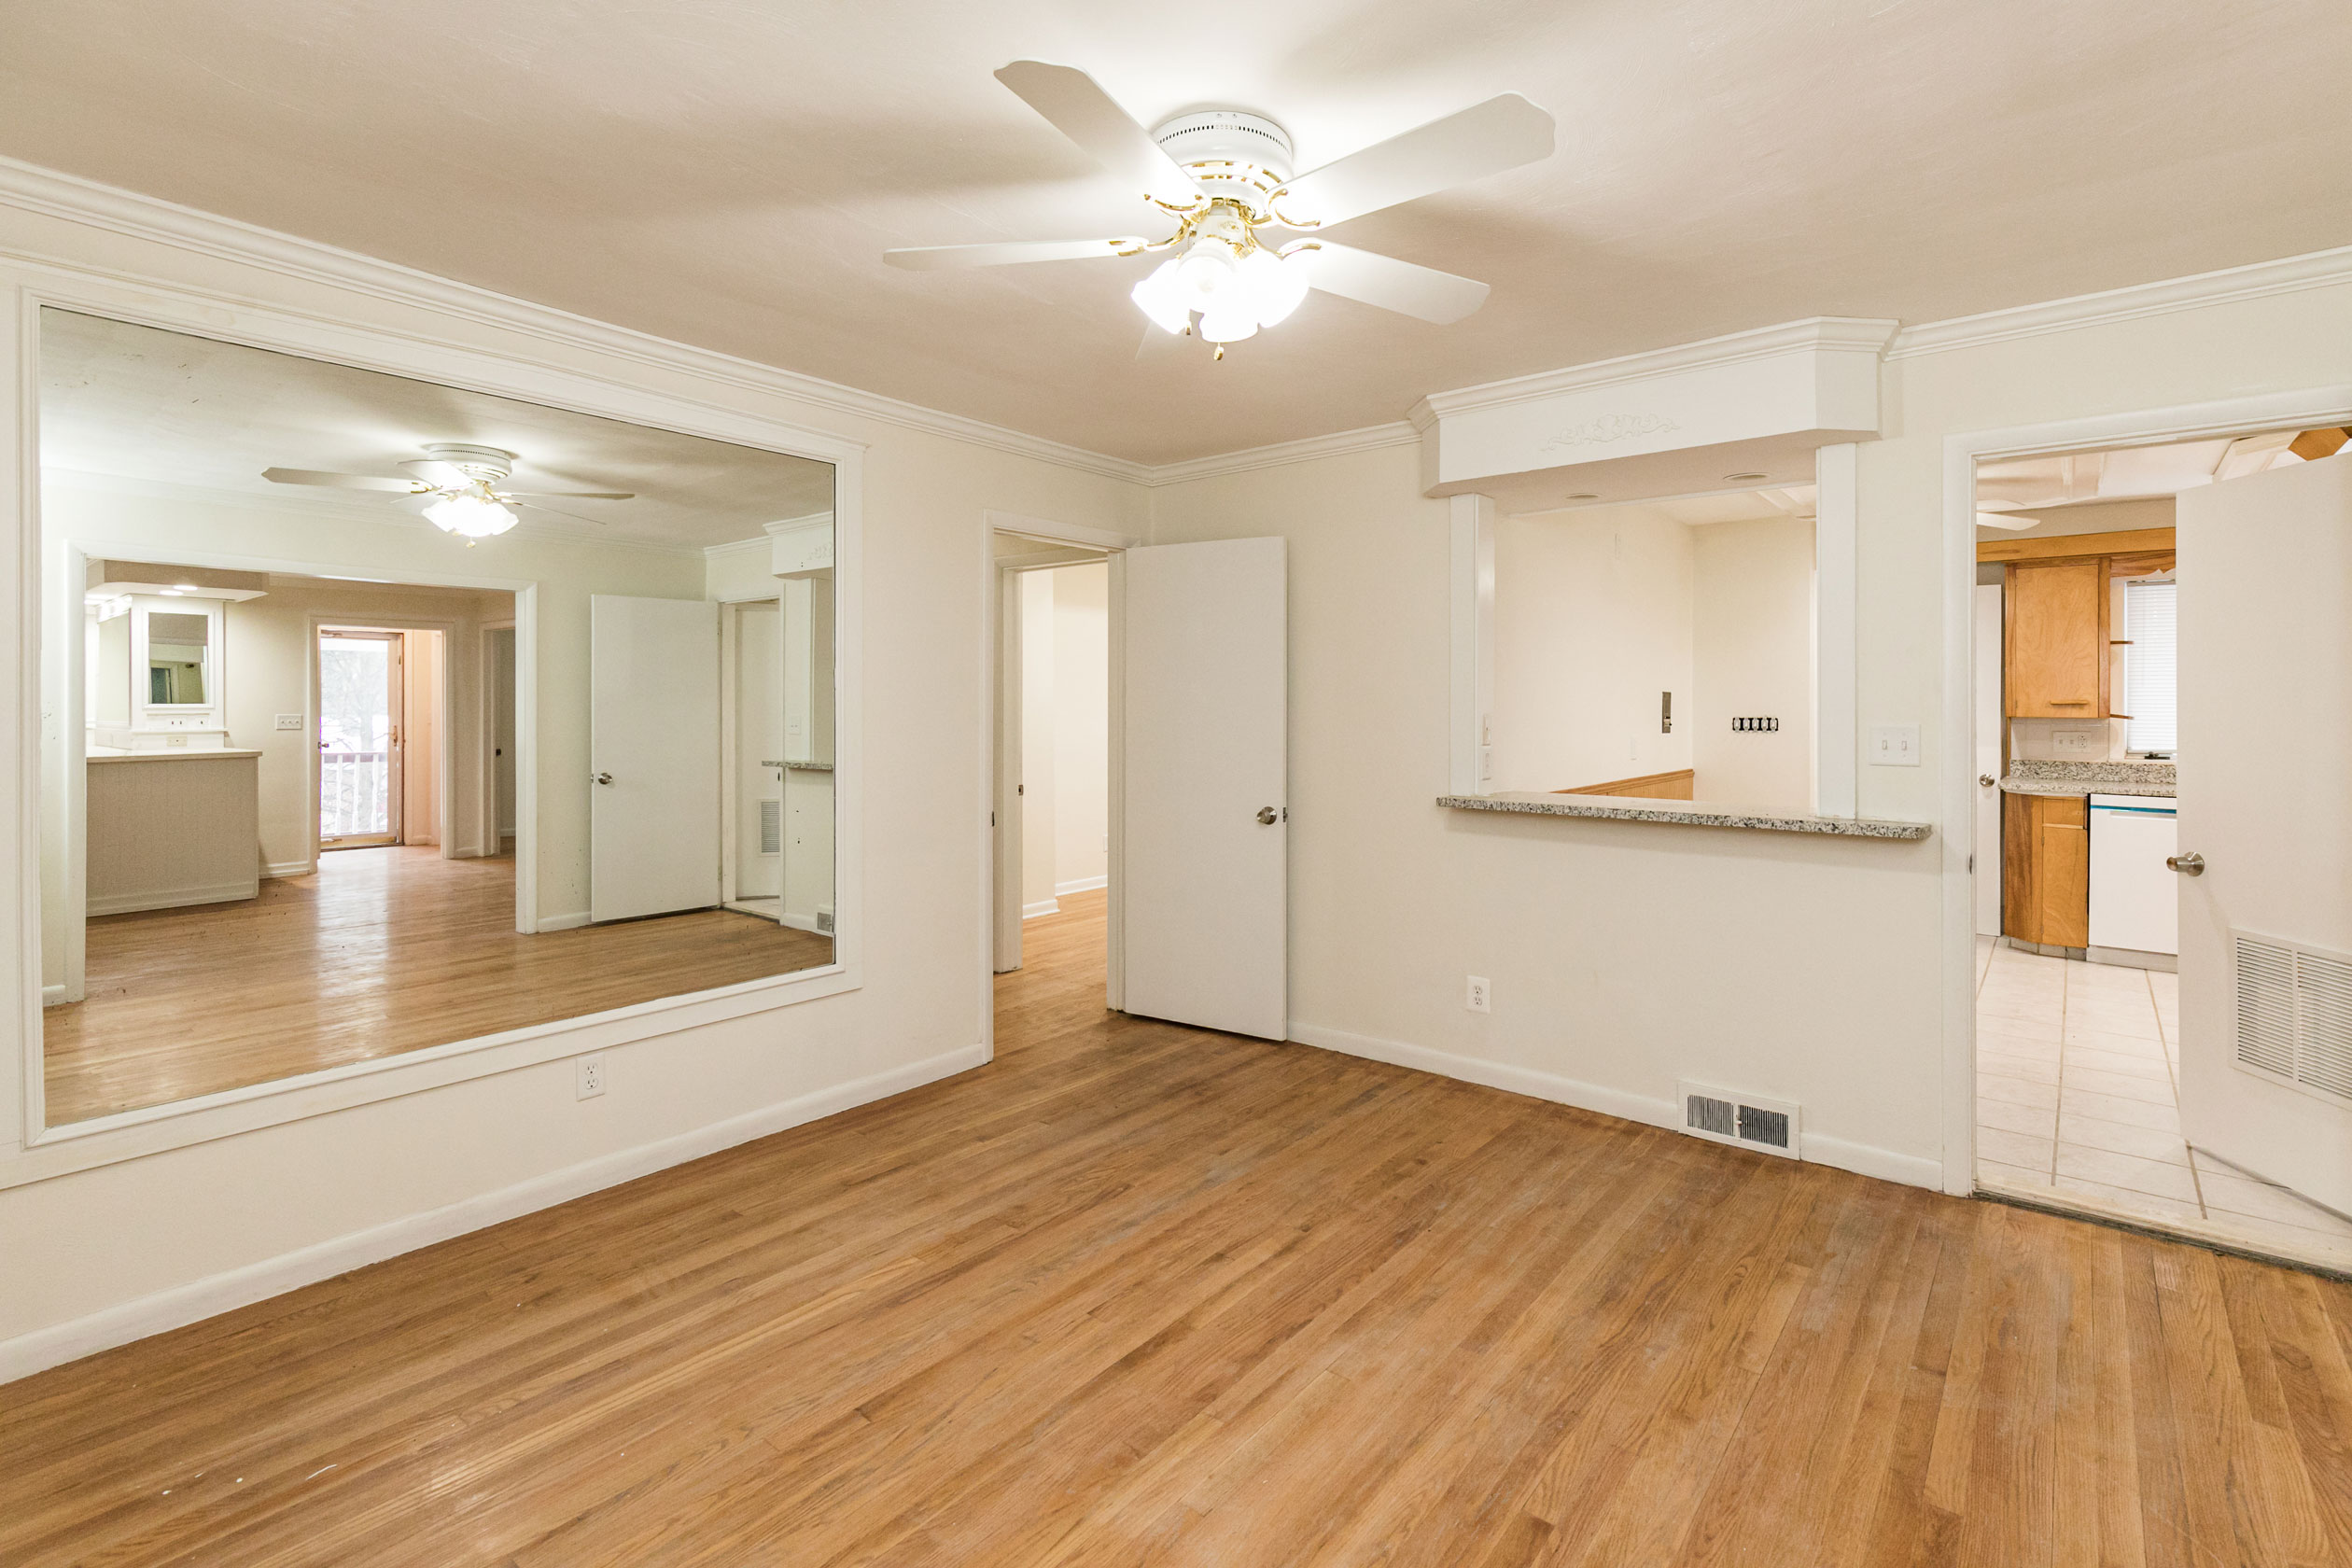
[816,906,835,935]
[759,799,781,856]
[1678,1082,1801,1159]
[2236,933,2352,1104]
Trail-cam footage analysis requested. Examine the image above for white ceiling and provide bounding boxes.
[4,3,2347,467]
[39,311,836,549]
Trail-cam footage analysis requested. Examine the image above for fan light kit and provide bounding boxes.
[886,63,1555,357]
[259,443,635,544]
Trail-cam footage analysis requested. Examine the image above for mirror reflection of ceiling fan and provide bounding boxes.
[885,62,1556,357]
[261,444,634,540]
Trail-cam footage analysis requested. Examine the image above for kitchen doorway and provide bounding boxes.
[317,628,405,849]
[1967,425,2352,1271]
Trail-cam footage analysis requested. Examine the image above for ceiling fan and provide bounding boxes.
[885,62,1556,357]
[261,444,634,540]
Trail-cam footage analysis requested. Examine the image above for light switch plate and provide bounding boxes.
[1869,724,1921,766]
[274,713,304,731]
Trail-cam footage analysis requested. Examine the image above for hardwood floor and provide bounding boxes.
[7,889,2352,1565]
[43,847,833,1124]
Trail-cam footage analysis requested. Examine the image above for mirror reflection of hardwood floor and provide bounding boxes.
[8,888,2350,1565]
[43,847,833,1124]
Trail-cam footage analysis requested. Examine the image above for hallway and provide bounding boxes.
[7,899,2351,1565]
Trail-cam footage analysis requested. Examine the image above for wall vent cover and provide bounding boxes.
[2236,932,2352,1104]
[816,906,835,935]
[759,798,782,857]
[1678,1082,1801,1160]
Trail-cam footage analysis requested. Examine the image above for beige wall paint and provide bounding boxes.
[1691,516,1815,812]
[1017,567,1057,915]
[1491,506,1693,794]
[1049,563,1108,894]
[0,199,1148,1355]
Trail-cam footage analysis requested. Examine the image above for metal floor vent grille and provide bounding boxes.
[2236,933,2352,1104]
[1678,1083,1800,1159]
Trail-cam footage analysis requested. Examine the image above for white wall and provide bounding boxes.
[1049,563,1108,895]
[1491,505,1693,793]
[1146,271,2352,1192]
[1690,516,1815,811]
[0,193,1148,1364]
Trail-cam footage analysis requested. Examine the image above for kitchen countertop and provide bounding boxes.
[1438,793,1933,839]
[1997,759,2175,799]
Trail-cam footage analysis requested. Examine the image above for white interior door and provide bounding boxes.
[592,595,721,923]
[2176,454,2352,1215]
[1121,537,1287,1039]
[1973,582,2004,937]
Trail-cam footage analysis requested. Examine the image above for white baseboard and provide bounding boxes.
[0,1042,987,1386]
[1284,1022,1940,1192]
[1053,875,1107,897]
[87,881,259,917]
[263,860,315,879]
[41,983,68,1007]
[1021,898,1060,919]
[536,910,592,932]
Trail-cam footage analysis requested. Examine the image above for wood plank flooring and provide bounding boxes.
[43,847,833,1124]
[7,889,2352,1565]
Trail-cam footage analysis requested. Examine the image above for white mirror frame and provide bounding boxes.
[3,262,865,1186]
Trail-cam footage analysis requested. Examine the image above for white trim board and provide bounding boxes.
[1054,875,1107,896]
[0,1042,987,1385]
[1287,1021,1939,1191]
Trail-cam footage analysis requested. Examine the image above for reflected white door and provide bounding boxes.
[591,595,721,923]
[1973,583,2004,936]
[1121,537,1287,1039]
[2176,454,2352,1214]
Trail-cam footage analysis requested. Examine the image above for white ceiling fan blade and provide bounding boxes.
[1292,241,1490,325]
[262,467,415,493]
[512,499,608,526]
[506,489,635,500]
[1271,94,1554,229]
[886,236,1150,271]
[994,61,1204,210]
[1975,511,2040,531]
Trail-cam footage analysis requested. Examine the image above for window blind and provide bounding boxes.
[2123,579,2177,754]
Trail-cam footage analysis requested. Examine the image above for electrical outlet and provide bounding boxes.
[1869,724,1921,766]
[1465,975,1491,1014]
[576,1055,605,1099]
[2052,728,2101,757]
[274,713,304,731]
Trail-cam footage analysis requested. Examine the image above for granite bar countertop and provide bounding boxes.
[1438,793,1932,839]
[1997,758,2175,799]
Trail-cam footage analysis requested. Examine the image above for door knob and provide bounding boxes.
[2167,851,2205,875]
[1979,774,1997,788]
[592,771,613,786]
[1256,806,1280,825]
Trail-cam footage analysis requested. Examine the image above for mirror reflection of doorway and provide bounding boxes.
[318,629,401,848]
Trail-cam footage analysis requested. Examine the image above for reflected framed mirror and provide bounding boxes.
[36,308,843,1129]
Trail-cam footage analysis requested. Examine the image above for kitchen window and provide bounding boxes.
[2122,577,2177,755]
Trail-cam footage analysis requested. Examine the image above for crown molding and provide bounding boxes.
[703,535,771,562]
[1138,422,1421,487]
[0,156,1151,487]
[1407,317,1901,427]
[1885,245,2352,359]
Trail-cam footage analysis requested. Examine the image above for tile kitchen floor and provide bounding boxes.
[1973,934,2352,1269]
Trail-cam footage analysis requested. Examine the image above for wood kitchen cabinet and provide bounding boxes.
[2004,559,2108,718]
[2002,791,2089,947]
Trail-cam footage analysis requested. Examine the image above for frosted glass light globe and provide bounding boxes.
[424,493,519,539]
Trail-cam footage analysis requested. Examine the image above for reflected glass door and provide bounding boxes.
[319,631,402,847]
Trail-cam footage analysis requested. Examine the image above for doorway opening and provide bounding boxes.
[993,531,1113,999]
[1967,424,2352,1270]
[317,626,429,850]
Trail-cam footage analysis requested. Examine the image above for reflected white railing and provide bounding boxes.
[320,750,391,838]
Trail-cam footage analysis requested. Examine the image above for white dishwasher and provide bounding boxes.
[2088,793,2178,958]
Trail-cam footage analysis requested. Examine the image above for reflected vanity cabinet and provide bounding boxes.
[2002,559,2109,719]
[86,588,234,750]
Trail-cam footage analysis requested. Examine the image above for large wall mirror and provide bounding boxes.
[36,309,839,1127]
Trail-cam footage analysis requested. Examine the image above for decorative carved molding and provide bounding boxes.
[1539,413,1682,452]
